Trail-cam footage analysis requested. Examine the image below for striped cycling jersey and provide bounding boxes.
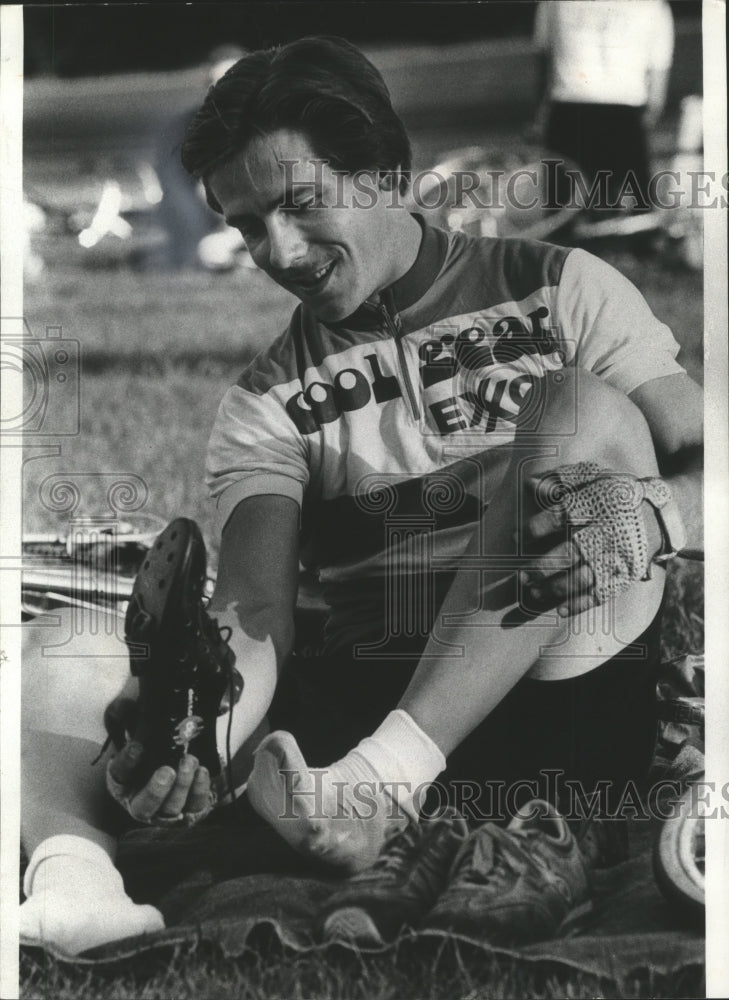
[207,217,683,654]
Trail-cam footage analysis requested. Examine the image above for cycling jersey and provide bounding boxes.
[207,217,683,651]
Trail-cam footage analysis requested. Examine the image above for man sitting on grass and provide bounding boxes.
[20,35,703,955]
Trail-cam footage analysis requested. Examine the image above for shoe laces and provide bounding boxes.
[356,811,468,888]
[448,823,559,894]
[195,605,231,658]
[354,822,423,884]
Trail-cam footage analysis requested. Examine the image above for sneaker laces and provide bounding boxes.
[360,811,469,887]
[448,823,559,894]
[411,812,470,895]
[349,810,468,890]
[353,822,423,884]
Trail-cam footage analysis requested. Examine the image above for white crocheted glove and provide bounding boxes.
[534,462,654,603]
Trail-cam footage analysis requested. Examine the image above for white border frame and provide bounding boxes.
[1,4,727,997]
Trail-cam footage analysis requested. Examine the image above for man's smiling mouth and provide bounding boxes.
[288,260,336,293]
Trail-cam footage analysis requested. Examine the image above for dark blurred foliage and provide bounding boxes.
[24,1,701,78]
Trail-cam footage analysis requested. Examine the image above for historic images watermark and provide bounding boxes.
[275,157,729,214]
[273,769,723,825]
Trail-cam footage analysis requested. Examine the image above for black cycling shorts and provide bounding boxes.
[269,604,663,821]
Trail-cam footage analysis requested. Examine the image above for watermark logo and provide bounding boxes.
[23,471,150,652]
[274,156,727,214]
[1,318,81,436]
[268,769,725,825]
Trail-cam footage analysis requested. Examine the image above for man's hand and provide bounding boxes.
[106,742,214,826]
[519,465,665,617]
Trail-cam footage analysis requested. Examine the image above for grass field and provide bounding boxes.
[19,936,705,1000]
[19,235,705,999]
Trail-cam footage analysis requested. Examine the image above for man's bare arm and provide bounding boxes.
[399,368,664,754]
[210,493,301,756]
[629,372,704,557]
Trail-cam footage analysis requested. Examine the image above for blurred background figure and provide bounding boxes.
[150,44,245,271]
[533,0,674,219]
[23,197,47,282]
[667,94,704,270]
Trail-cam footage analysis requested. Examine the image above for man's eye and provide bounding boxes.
[285,193,326,212]
[285,200,315,213]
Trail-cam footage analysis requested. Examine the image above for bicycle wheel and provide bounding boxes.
[653,779,705,919]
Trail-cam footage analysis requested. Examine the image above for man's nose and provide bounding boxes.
[266,214,306,271]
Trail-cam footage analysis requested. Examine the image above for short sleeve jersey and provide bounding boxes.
[206,221,683,648]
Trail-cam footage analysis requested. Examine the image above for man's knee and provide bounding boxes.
[533,368,658,477]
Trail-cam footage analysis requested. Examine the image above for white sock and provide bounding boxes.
[248,716,446,874]
[21,834,164,956]
[335,709,446,821]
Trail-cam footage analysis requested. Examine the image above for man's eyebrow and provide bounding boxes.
[226,198,277,227]
[226,186,320,226]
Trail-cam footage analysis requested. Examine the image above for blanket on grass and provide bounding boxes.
[22,657,706,979]
[26,805,703,981]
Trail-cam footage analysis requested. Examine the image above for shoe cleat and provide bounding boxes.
[123,517,242,781]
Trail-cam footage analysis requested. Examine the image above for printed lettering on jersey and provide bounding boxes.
[416,300,576,439]
[282,297,575,440]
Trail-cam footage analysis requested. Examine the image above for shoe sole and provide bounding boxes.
[322,907,385,946]
[123,518,220,777]
[125,517,206,666]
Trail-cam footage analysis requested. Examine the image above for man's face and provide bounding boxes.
[207,129,404,322]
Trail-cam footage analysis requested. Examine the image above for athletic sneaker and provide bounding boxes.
[122,517,241,782]
[320,809,469,946]
[425,799,593,944]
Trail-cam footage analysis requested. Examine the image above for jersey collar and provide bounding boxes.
[331,214,449,330]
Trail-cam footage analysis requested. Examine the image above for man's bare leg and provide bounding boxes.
[20,608,164,954]
[399,368,664,754]
[21,608,132,857]
[247,369,665,867]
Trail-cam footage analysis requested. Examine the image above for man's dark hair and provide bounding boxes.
[181,35,412,210]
